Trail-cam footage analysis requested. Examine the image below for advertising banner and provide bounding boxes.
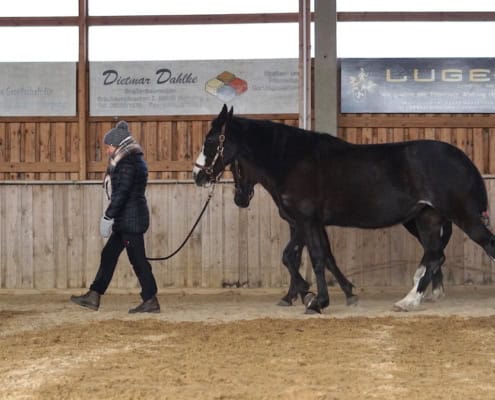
[0,62,76,116]
[90,59,298,116]
[341,58,495,113]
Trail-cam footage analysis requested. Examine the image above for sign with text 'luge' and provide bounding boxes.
[341,58,495,113]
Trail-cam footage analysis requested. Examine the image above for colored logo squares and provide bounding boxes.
[206,71,248,102]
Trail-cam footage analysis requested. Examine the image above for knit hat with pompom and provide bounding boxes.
[103,121,132,147]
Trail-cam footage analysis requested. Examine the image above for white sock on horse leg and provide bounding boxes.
[393,266,426,311]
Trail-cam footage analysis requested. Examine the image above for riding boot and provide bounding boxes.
[70,290,100,311]
[128,296,160,314]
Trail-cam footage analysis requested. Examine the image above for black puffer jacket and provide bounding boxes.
[105,152,150,234]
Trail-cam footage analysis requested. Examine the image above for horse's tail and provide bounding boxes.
[463,153,492,231]
[444,141,489,215]
[430,142,491,231]
[458,149,495,256]
[466,153,489,216]
[475,173,491,229]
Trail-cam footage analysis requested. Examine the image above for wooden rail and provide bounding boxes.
[337,12,495,22]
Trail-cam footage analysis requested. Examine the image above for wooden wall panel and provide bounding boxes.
[23,123,36,180]
[19,186,34,288]
[0,184,2,288]
[0,122,80,180]
[3,115,495,179]
[53,186,68,287]
[67,185,84,288]
[157,121,173,180]
[8,123,20,180]
[68,123,79,181]
[170,183,189,286]
[176,121,190,181]
[4,187,20,287]
[2,180,495,291]
[186,184,203,287]
[32,185,55,289]
[0,124,5,171]
[54,123,66,181]
[82,185,106,288]
[144,121,158,179]
[39,123,52,181]
[223,184,240,286]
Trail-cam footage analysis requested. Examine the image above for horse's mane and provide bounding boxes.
[231,116,349,150]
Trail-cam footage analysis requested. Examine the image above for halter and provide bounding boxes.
[195,125,226,183]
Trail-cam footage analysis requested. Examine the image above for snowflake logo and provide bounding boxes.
[349,68,377,102]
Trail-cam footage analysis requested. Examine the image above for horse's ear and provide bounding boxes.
[220,104,228,119]
[228,106,234,120]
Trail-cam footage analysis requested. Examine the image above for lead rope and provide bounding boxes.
[147,183,216,261]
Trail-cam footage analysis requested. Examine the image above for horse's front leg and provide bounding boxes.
[301,222,331,314]
[278,224,310,306]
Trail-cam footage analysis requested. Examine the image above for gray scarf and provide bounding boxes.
[103,137,143,200]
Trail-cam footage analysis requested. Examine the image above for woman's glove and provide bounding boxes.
[100,215,114,238]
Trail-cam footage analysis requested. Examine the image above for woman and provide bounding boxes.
[71,121,159,313]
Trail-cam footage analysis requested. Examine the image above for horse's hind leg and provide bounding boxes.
[394,210,449,311]
[321,228,358,306]
[427,221,452,301]
[428,267,446,301]
[402,218,452,302]
[278,224,310,306]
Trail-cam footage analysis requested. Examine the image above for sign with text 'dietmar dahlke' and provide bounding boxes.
[341,58,495,113]
[90,59,298,116]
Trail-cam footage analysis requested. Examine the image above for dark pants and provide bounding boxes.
[90,232,158,301]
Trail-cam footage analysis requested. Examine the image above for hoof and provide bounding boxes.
[277,295,297,307]
[303,292,315,307]
[393,293,423,312]
[346,295,359,306]
[303,292,321,314]
[277,299,292,307]
[392,304,409,312]
[423,287,445,303]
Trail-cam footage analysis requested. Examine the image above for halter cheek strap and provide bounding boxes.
[207,133,225,174]
[197,124,227,182]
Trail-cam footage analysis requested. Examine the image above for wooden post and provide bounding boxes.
[298,0,311,130]
[77,0,88,180]
[315,0,337,135]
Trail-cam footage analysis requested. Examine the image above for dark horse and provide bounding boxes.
[231,158,359,308]
[193,105,495,314]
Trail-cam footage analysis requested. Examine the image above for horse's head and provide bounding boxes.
[232,159,255,208]
[193,104,238,186]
